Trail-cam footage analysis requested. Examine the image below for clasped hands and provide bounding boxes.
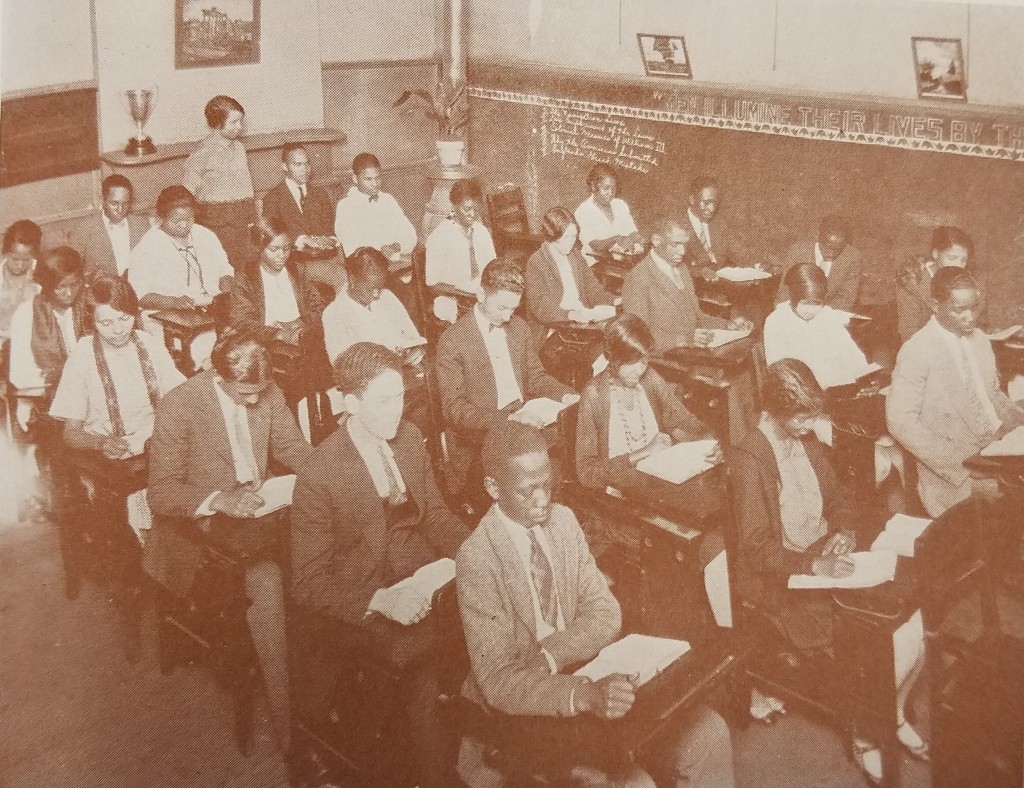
[211,483,265,519]
[811,530,857,578]
[576,673,639,720]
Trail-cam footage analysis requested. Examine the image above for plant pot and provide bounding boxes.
[436,139,466,168]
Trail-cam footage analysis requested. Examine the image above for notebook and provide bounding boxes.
[251,475,297,518]
[574,634,690,687]
[870,514,933,558]
[715,267,772,282]
[705,328,751,348]
[508,397,572,427]
[635,439,721,485]
[788,550,897,590]
[387,557,456,600]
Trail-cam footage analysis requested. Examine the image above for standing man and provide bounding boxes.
[334,153,417,262]
[456,421,736,788]
[685,176,736,278]
[777,216,863,312]
[70,175,148,280]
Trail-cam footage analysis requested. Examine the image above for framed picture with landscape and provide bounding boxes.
[911,37,966,101]
[637,34,692,79]
[175,0,260,69]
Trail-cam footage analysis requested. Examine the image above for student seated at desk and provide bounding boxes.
[261,143,339,260]
[321,246,425,364]
[229,217,324,345]
[776,216,863,312]
[9,247,89,404]
[731,359,926,782]
[424,178,495,323]
[896,226,982,344]
[764,263,875,389]
[127,185,234,366]
[574,164,642,267]
[576,315,718,508]
[0,220,42,346]
[887,267,1024,518]
[685,176,737,281]
[333,153,417,262]
[291,342,470,788]
[620,215,750,353]
[145,327,312,758]
[456,421,735,788]
[69,174,148,280]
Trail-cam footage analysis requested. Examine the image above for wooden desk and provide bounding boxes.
[694,271,778,324]
[591,248,645,295]
[993,331,1024,390]
[150,308,216,376]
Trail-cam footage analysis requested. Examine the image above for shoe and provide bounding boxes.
[852,740,882,784]
[897,721,929,761]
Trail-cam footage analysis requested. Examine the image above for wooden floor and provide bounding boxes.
[0,513,946,788]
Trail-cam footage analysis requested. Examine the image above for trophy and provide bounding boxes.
[122,87,158,157]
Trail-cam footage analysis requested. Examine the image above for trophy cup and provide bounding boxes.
[122,87,158,157]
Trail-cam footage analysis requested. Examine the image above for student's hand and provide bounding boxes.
[211,486,265,519]
[693,329,714,348]
[727,316,753,332]
[171,295,196,311]
[577,673,636,720]
[381,243,402,260]
[375,586,431,626]
[811,554,856,579]
[561,393,580,406]
[821,531,856,556]
[704,441,724,465]
[99,436,132,460]
[509,408,547,429]
[696,266,719,282]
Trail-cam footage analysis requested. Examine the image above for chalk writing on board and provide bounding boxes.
[540,107,665,173]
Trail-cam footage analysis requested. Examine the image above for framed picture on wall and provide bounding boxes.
[175,0,260,69]
[911,37,966,101]
[637,34,692,79]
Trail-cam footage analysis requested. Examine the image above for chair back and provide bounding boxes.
[486,185,531,237]
[434,582,471,702]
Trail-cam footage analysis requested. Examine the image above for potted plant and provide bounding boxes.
[393,78,469,167]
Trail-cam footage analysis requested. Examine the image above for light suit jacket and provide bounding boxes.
[776,240,863,312]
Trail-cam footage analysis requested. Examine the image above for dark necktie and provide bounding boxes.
[298,184,306,213]
[528,528,557,628]
[378,442,408,506]
[467,225,479,279]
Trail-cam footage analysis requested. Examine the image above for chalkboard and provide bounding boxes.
[467,62,1024,327]
[1,87,99,187]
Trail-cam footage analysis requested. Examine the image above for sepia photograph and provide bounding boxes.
[2,1,1024,787]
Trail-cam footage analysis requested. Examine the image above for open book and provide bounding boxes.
[574,634,690,687]
[705,328,751,348]
[870,513,933,558]
[788,550,897,590]
[716,266,772,282]
[509,397,573,428]
[252,475,297,518]
[572,304,617,324]
[981,425,1024,457]
[636,438,720,485]
[387,557,456,600]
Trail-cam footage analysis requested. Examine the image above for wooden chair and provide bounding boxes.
[485,185,543,264]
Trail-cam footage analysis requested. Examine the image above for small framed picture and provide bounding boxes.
[637,34,692,79]
[176,0,261,70]
[911,37,966,101]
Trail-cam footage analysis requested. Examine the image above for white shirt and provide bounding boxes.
[549,244,586,312]
[321,285,423,364]
[931,317,1001,432]
[688,208,713,261]
[650,249,686,291]
[259,266,301,325]
[425,217,494,321]
[345,416,407,499]
[334,188,417,256]
[8,300,79,393]
[763,302,873,389]
[104,215,133,276]
[574,195,639,263]
[495,504,565,639]
[814,242,833,279]
[474,305,523,410]
[128,225,233,306]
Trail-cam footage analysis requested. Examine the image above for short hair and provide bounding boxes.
[604,314,655,370]
[34,247,85,294]
[102,174,134,199]
[480,258,525,295]
[481,420,549,482]
[782,264,827,307]
[539,206,578,242]
[930,265,978,303]
[586,163,618,192]
[333,342,403,395]
[210,326,269,384]
[3,219,42,254]
[204,95,245,129]
[818,215,849,241]
[689,175,719,198]
[90,276,140,318]
[352,153,381,175]
[155,185,198,219]
[650,214,687,239]
[449,178,483,206]
[762,359,825,421]
[281,142,307,162]
[251,215,291,249]
[345,246,389,280]
[931,226,974,258]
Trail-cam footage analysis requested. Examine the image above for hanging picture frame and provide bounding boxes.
[637,34,692,79]
[911,37,966,101]
[176,0,261,69]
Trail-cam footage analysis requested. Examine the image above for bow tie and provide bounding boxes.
[367,194,379,203]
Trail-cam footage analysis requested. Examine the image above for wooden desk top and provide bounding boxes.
[654,335,754,372]
[149,309,217,331]
[101,127,345,168]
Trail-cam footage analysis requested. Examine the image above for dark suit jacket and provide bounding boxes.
[456,503,620,717]
[436,312,573,433]
[69,213,148,280]
[144,369,312,593]
[261,180,336,242]
[776,241,863,312]
[525,244,614,327]
[228,261,324,331]
[685,214,737,272]
[290,418,469,624]
[620,254,725,353]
